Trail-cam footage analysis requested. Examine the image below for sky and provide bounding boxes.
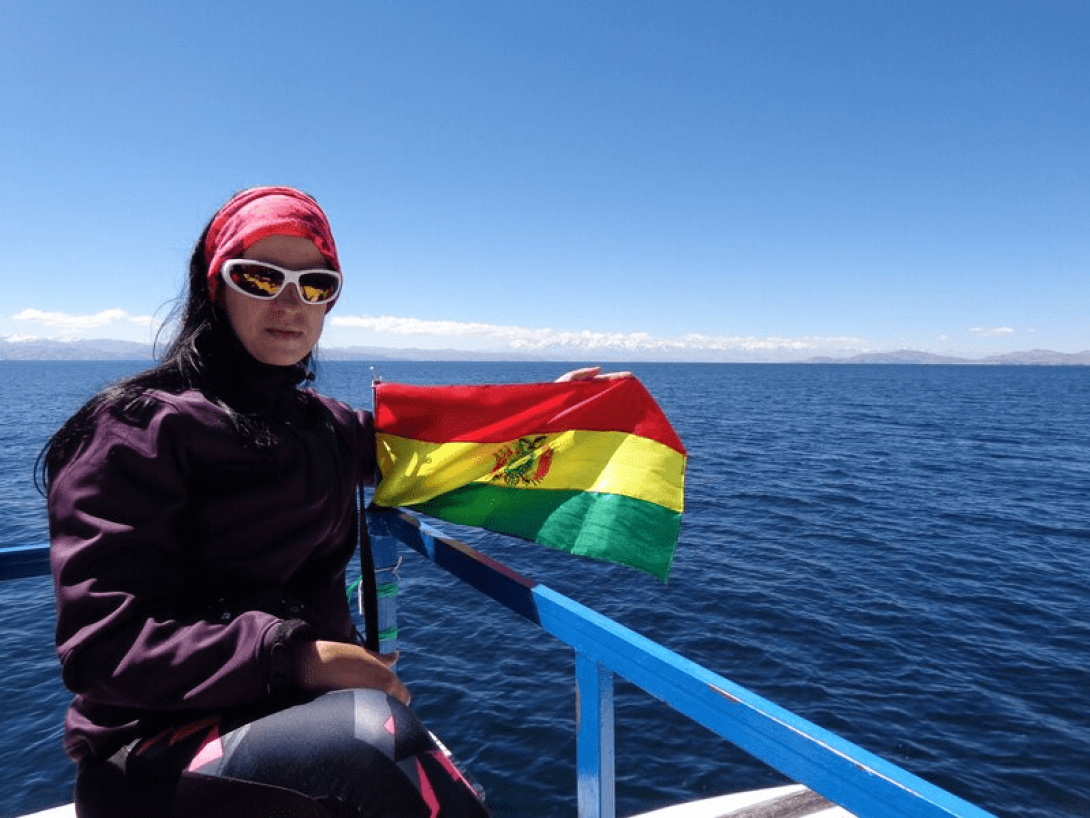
[2,1,1087,361]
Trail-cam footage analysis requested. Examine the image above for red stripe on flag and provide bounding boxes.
[374,378,685,454]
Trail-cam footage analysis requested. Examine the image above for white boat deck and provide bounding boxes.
[22,784,854,818]
[21,807,74,818]
[630,784,854,817]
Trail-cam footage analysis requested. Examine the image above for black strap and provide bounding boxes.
[358,487,380,652]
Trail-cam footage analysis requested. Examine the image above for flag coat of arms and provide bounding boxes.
[371,378,686,580]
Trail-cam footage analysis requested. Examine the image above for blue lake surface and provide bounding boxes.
[1,360,1088,817]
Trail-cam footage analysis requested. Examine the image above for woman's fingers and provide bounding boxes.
[293,640,411,704]
[554,366,633,382]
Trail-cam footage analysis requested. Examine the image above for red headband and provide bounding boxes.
[204,186,340,300]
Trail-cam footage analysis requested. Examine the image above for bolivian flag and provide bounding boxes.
[372,378,686,580]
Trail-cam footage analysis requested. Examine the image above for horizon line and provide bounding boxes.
[1,336,1088,366]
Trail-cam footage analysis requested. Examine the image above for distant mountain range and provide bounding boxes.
[0,338,157,360]
[0,337,540,363]
[1,337,1087,365]
[805,349,1090,365]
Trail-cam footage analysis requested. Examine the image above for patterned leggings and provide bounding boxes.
[74,689,490,817]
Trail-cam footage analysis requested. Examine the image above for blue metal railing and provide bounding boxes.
[2,516,995,818]
[0,544,52,581]
[366,508,996,818]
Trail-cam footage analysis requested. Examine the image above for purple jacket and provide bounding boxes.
[48,383,374,762]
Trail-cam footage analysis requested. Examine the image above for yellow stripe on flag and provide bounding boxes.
[375,430,685,513]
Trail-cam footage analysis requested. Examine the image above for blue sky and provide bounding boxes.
[2,1,1087,361]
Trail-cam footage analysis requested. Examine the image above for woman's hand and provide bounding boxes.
[554,366,632,382]
[292,639,411,705]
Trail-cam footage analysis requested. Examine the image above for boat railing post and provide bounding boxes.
[576,653,615,818]
[367,527,401,656]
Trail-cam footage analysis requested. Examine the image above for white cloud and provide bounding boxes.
[8,308,869,355]
[969,326,1015,337]
[13,308,156,332]
[331,314,865,352]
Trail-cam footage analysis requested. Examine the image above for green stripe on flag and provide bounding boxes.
[413,485,680,581]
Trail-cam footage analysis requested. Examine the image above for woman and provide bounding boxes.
[43,187,491,817]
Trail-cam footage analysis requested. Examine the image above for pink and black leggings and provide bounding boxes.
[74,688,490,817]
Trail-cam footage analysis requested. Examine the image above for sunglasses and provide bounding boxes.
[221,260,343,305]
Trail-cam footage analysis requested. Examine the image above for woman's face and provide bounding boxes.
[222,235,331,367]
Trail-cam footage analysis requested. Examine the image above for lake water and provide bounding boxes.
[1,360,1088,817]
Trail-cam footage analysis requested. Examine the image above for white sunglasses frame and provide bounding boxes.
[221,259,343,305]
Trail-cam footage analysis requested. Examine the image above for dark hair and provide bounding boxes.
[37,211,316,492]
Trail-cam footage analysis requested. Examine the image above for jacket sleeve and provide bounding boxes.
[49,401,311,713]
[318,394,376,485]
